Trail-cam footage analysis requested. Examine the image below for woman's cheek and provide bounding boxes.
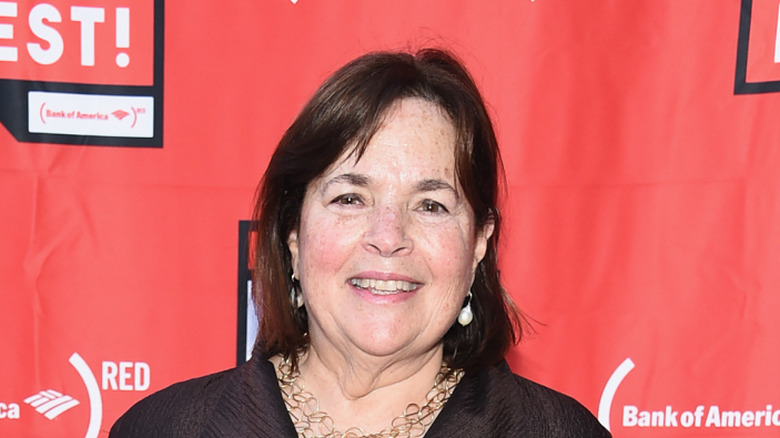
[420,219,472,254]
[304,213,361,266]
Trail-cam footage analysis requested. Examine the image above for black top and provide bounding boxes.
[110,356,611,437]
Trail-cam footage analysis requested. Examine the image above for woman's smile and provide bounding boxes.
[348,277,422,294]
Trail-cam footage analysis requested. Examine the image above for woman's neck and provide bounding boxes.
[275,343,446,434]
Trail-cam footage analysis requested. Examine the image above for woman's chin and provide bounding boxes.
[352,341,422,360]
[341,327,442,362]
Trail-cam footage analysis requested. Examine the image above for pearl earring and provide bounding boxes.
[290,274,303,309]
[458,291,473,326]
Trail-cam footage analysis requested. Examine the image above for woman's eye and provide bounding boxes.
[421,200,448,214]
[332,194,362,205]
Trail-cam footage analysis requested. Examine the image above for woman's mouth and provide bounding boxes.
[349,278,421,295]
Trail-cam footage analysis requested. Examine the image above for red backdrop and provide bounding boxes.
[2,1,780,436]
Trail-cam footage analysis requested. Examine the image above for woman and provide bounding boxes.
[111,49,611,437]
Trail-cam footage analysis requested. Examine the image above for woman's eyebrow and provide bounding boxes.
[415,179,459,198]
[321,173,370,193]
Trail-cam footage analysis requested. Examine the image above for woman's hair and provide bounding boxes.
[251,48,522,374]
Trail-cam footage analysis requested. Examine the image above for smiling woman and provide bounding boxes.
[109,49,611,438]
[256,51,513,379]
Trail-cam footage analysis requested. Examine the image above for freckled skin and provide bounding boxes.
[287,98,492,368]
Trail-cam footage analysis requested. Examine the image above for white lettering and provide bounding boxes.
[664,405,679,427]
[116,7,129,48]
[104,361,150,391]
[650,411,664,427]
[624,405,638,427]
[775,3,780,63]
[119,361,133,390]
[622,404,780,429]
[102,361,118,390]
[27,3,62,65]
[706,406,721,427]
[742,410,755,427]
[134,362,150,391]
[721,410,741,427]
[0,402,20,419]
[0,1,17,62]
[70,6,103,66]
[681,411,694,427]
[650,410,663,427]
[638,410,651,427]
[694,405,705,427]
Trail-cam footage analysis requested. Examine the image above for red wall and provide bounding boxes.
[2,1,779,436]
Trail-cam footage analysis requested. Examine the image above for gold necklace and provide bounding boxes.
[276,356,463,438]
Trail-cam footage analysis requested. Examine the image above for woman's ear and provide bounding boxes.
[287,229,299,277]
[472,215,495,269]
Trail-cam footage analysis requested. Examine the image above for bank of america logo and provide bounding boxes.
[24,389,80,420]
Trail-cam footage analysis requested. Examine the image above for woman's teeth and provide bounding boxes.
[350,278,418,294]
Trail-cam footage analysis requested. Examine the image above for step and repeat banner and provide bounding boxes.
[2,1,779,436]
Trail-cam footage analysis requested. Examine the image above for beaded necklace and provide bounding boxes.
[276,357,463,438]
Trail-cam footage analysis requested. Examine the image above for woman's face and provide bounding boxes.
[288,98,493,362]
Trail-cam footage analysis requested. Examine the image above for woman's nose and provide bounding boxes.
[362,205,413,256]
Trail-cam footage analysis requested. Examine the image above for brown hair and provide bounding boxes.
[251,48,522,373]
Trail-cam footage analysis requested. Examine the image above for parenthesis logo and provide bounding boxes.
[598,357,635,431]
[69,352,102,438]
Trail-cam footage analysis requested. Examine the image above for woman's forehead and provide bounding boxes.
[322,136,457,194]
[336,99,456,166]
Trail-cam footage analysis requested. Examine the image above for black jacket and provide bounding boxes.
[110,356,611,437]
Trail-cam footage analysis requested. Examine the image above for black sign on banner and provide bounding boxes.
[237,220,258,365]
[735,0,780,94]
[0,0,164,146]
